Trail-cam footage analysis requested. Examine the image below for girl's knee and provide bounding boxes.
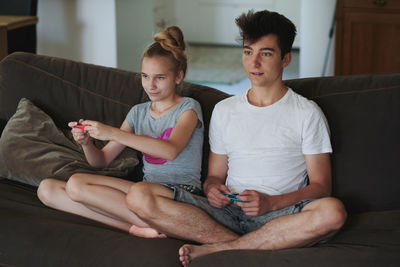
[65,173,86,201]
[37,178,60,206]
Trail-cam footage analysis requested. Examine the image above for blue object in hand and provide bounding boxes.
[222,192,245,202]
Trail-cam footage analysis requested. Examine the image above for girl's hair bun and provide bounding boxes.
[143,26,187,76]
[154,26,186,52]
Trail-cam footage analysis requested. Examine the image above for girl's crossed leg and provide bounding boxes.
[37,173,165,238]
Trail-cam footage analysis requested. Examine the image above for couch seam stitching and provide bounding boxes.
[311,85,399,100]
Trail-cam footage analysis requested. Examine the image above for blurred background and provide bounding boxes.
[12,0,395,94]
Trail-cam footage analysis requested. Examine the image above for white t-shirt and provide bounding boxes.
[209,88,332,195]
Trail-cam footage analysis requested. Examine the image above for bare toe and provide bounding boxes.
[179,245,192,267]
[179,242,224,266]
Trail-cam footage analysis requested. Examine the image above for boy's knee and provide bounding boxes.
[313,197,347,234]
[126,182,150,209]
[126,182,158,219]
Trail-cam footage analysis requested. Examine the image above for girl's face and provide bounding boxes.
[141,56,184,102]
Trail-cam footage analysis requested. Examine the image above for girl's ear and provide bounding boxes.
[175,69,185,84]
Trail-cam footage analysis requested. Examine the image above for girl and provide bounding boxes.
[37,26,203,238]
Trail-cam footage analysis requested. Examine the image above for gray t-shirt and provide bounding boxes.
[126,97,203,189]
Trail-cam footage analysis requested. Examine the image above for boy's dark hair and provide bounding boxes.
[235,10,296,59]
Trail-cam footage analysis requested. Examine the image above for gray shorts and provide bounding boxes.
[169,185,313,235]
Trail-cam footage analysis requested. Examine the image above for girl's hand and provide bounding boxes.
[68,120,90,145]
[81,120,116,141]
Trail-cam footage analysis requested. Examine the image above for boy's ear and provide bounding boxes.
[282,52,292,68]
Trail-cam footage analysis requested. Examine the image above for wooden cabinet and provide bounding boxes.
[0,16,38,61]
[335,0,400,75]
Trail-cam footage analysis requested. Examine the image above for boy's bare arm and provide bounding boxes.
[203,152,232,208]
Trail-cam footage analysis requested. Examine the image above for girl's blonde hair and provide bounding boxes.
[143,26,187,77]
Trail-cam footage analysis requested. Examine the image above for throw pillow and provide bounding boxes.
[0,98,139,186]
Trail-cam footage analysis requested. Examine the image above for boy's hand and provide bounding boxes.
[205,183,232,208]
[234,190,272,216]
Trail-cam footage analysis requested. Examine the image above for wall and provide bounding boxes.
[154,0,176,31]
[36,0,336,77]
[37,0,117,68]
[115,0,156,72]
[174,0,336,77]
[174,0,301,47]
[37,0,168,72]
[299,0,336,77]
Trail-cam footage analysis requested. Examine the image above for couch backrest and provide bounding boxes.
[285,74,400,213]
[0,52,229,180]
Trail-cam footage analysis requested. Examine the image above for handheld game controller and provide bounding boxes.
[73,123,89,130]
[222,192,245,202]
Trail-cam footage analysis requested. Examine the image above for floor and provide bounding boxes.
[187,46,300,95]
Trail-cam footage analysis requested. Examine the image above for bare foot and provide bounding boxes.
[179,243,221,267]
[129,225,167,238]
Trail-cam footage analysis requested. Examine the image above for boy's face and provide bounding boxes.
[242,34,291,88]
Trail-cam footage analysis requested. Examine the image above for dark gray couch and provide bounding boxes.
[0,52,399,267]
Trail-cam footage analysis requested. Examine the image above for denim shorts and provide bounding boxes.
[162,183,203,196]
[171,186,313,235]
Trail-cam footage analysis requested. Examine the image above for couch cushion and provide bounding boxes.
[0,98,138,186]
[285,74,400,213]
[318,86,400,213]
[178,83,229,179]
[0,178,185,267]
